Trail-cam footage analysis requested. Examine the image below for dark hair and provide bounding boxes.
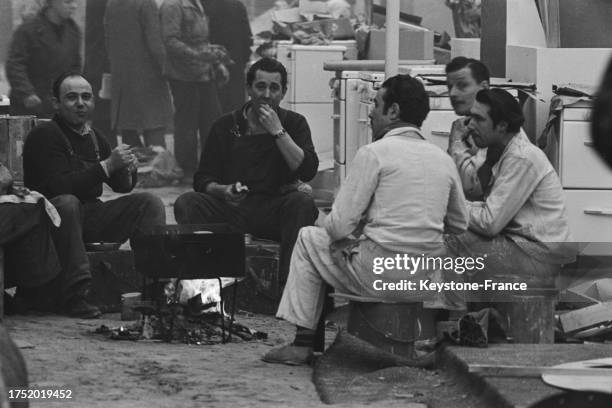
[246,58,288,92]
[591,58,612,168]
[52,71,85,99]
[380,74,429,127]
[475,88,524,133]
[445,57,490,84]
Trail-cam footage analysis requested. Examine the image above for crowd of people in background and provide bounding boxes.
[6,0,253,178]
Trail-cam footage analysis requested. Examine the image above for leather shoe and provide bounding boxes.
[62,296,102,319]
[262,344,313,366]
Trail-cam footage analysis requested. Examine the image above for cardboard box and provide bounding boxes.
[292,17,355,40]
[367,28,434,60]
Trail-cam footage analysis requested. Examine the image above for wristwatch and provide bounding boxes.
[274,128,288,140]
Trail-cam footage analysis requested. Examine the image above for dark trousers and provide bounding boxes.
[174,191,318,283]
[1,202,61,289]
[168,79,222,174]
[50,193,166,293]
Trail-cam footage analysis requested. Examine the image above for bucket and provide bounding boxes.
[120,292,142,321]
[346,301,422,359]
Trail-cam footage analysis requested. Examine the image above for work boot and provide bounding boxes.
[60,282,102,319]
[61,295,102,319]
[262,344,313,366]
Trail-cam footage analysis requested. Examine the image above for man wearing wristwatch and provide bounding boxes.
[174,58,320,284]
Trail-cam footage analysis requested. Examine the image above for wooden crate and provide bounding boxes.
[0,116,36,183]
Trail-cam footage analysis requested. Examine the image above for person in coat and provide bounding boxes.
[84,0,114,147]
[6,0,81,118]
[104,0,173,148]
[203,0,253,113]
[160,0,229,178]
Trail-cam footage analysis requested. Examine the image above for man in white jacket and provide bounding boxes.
[263,74,468,365]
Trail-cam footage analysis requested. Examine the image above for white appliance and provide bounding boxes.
[356,71,385,154]
[276,43,347,169]
[332,70,362,188]
[546,101,612,255]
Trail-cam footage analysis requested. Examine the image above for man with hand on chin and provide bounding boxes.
[445,89,575,292]
[174,58,319,284]
[445,57,491,200]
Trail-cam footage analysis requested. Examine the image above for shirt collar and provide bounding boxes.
[382,125,425,140]
[53,114,93,138]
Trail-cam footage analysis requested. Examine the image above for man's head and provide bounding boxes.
[467,89,524,148]
[446,57,490,116]
[246,58,287,111]
[45,0,78,20]
[52,72,95,127]
[369,74,429,139]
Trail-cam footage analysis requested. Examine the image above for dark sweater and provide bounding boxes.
[194,105,319,195]
[23,115,134,202]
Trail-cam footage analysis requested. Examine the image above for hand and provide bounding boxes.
[223,181,249,203]
[257,104,283,135]
[23,94,42,109]
[216,63,230,86]
[106,144,136,173]
[10,185,30,198]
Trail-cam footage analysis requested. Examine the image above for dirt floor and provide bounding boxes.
[1,186,493,408]
[4,311,332,408]
[4,184,338,408]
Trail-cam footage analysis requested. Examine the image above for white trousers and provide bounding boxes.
[276,226,442,330]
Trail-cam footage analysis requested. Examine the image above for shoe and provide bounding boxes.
[262,344,313,366]
[62,296,102,319]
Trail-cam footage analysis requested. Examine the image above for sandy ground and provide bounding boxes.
[4,185,349,408]
[5,312,332,408]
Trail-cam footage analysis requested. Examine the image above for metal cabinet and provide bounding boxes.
[551,104,612,254]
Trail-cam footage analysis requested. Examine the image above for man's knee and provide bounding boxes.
[175,191,199,224]
[130,192,166,224]
[50,194,82,223]
[174,191,216,224]
[51,194,81,214]
[296,226,329,250]
[283,192,317,221]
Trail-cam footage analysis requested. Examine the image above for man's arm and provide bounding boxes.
[444,164,469,234]
[448,118,486,200]
[324,146,379,241]
[97,134,138,193]
[467,155,541,237]
[258,106,319,181]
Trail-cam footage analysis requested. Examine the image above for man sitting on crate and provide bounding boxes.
[444,89,576,292]
[174,58,320,285]
[1,161,100,317]
[1,162,61,314]
[263,74,469,365]
[22,72,167,317]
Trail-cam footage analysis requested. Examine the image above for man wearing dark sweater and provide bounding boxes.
[23,72,167,318]
[174,58,319,283]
